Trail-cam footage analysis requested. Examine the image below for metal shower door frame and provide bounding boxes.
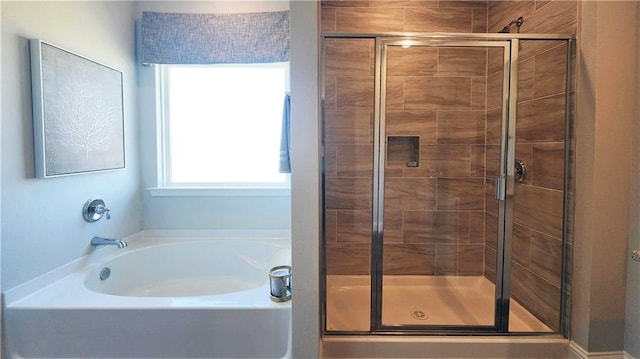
[370,37,516,334]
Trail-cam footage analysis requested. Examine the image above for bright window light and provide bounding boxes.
[163,64,288,187]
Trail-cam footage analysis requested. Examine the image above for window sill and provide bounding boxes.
[147,187,291,197]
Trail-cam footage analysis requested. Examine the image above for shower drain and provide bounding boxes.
[410,309,428,320]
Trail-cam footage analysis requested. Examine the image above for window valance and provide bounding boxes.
[140,11,289,64]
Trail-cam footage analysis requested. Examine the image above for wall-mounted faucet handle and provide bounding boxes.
[83,198,111,222]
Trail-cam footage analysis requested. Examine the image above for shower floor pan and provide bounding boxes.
[326,275,553,332]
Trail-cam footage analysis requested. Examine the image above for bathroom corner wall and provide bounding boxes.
[136,1,292,232]
[625,5,640,359]
[1,1,142,291]
[572,0,637,354]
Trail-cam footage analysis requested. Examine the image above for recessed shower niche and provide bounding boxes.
[387,136,419,168]
[322,34,574,335]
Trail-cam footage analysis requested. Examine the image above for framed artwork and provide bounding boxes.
[30,39,125,178]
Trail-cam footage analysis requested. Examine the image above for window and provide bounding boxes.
[155,63,289,195]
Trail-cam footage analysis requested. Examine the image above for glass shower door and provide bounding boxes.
[375,40,511,330]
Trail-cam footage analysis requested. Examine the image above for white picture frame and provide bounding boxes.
[30,39,125,178]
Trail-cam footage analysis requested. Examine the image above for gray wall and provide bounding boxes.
[136,1,292,231]
[290,2,320,357]
[1,1,142,291]
[572,0,638,353]
[625,4,640,358]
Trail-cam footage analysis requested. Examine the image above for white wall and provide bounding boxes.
[625,5,640,358]
[1,1,142,291]
[136,1,292,231]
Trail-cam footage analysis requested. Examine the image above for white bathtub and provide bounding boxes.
[4,231,292,359]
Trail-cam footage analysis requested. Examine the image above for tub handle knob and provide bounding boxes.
[83,198,110,222]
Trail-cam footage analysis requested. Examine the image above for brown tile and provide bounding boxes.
[438,48,487,77]
[405,7,473,32]
[326,242,370,275]
[534,43,568,98]
[511,261,561,332]
[536,0,552,10]
[471,77,487,110]
[484,245,496,283]
[385,111,437,144]
[419,145,471,177]
[383,243,436,275]
[325,75,336,110]
[533,142,565,191]
[487,47,505,76]
[325,39,374,77]
[337,144,374,177]
[469,211,485,244]
[531,230,562,287]
[440,0,487,7]
[325,210,338,243]
[512,223,531,268]
[485,109,502,145]
[520,0,577,34]
[518,56,535,102]
[324,110,371,143]
[435,244,458,275]
[486,71,503,111]
[470,145,485,177]
[519,40,564,63]
[336,76,374,109]
[326,177,371,210]
[485,212,498,249]
[487,0,535,33]
[436,111,484,144]
[384,177,436,211]
[516,143,533,186]
[516,94,566,143]
[404,211,469,244]
[322,0,370,7]
[321,7,337,32]
[336,7,405,32]
[472,7,488,33]
[484,145,500,179]
[458,244,484,275]
[387,46,437,76]
[437,178,484,210]
[385,76,404,110]
[384,211,403,243]
[336,210,372,243]
[369,0,437,6]
[513,184,563,238]
[325,144,337,178]
[405,77,472,110]
[485,179,499,216]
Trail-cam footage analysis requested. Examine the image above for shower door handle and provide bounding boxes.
[495,175,506,201]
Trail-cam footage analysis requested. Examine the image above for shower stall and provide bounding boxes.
[321,33,574,335]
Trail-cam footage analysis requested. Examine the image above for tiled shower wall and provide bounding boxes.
[323,0,490,276]
[486,0,577,332]
[323,0,576,332]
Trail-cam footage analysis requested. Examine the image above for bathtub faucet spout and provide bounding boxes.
[91,236,128,249]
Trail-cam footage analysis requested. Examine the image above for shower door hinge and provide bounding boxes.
[495,175,506,201]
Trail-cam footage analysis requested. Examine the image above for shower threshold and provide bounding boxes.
[326,275,553,332]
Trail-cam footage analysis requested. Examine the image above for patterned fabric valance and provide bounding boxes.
[140,11,289,64]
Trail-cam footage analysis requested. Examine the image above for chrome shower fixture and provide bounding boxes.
[499,17,525,33]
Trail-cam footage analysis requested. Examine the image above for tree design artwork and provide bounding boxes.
[40,43,124,176]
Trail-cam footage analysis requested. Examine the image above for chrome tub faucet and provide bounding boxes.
[90,236,127,249]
